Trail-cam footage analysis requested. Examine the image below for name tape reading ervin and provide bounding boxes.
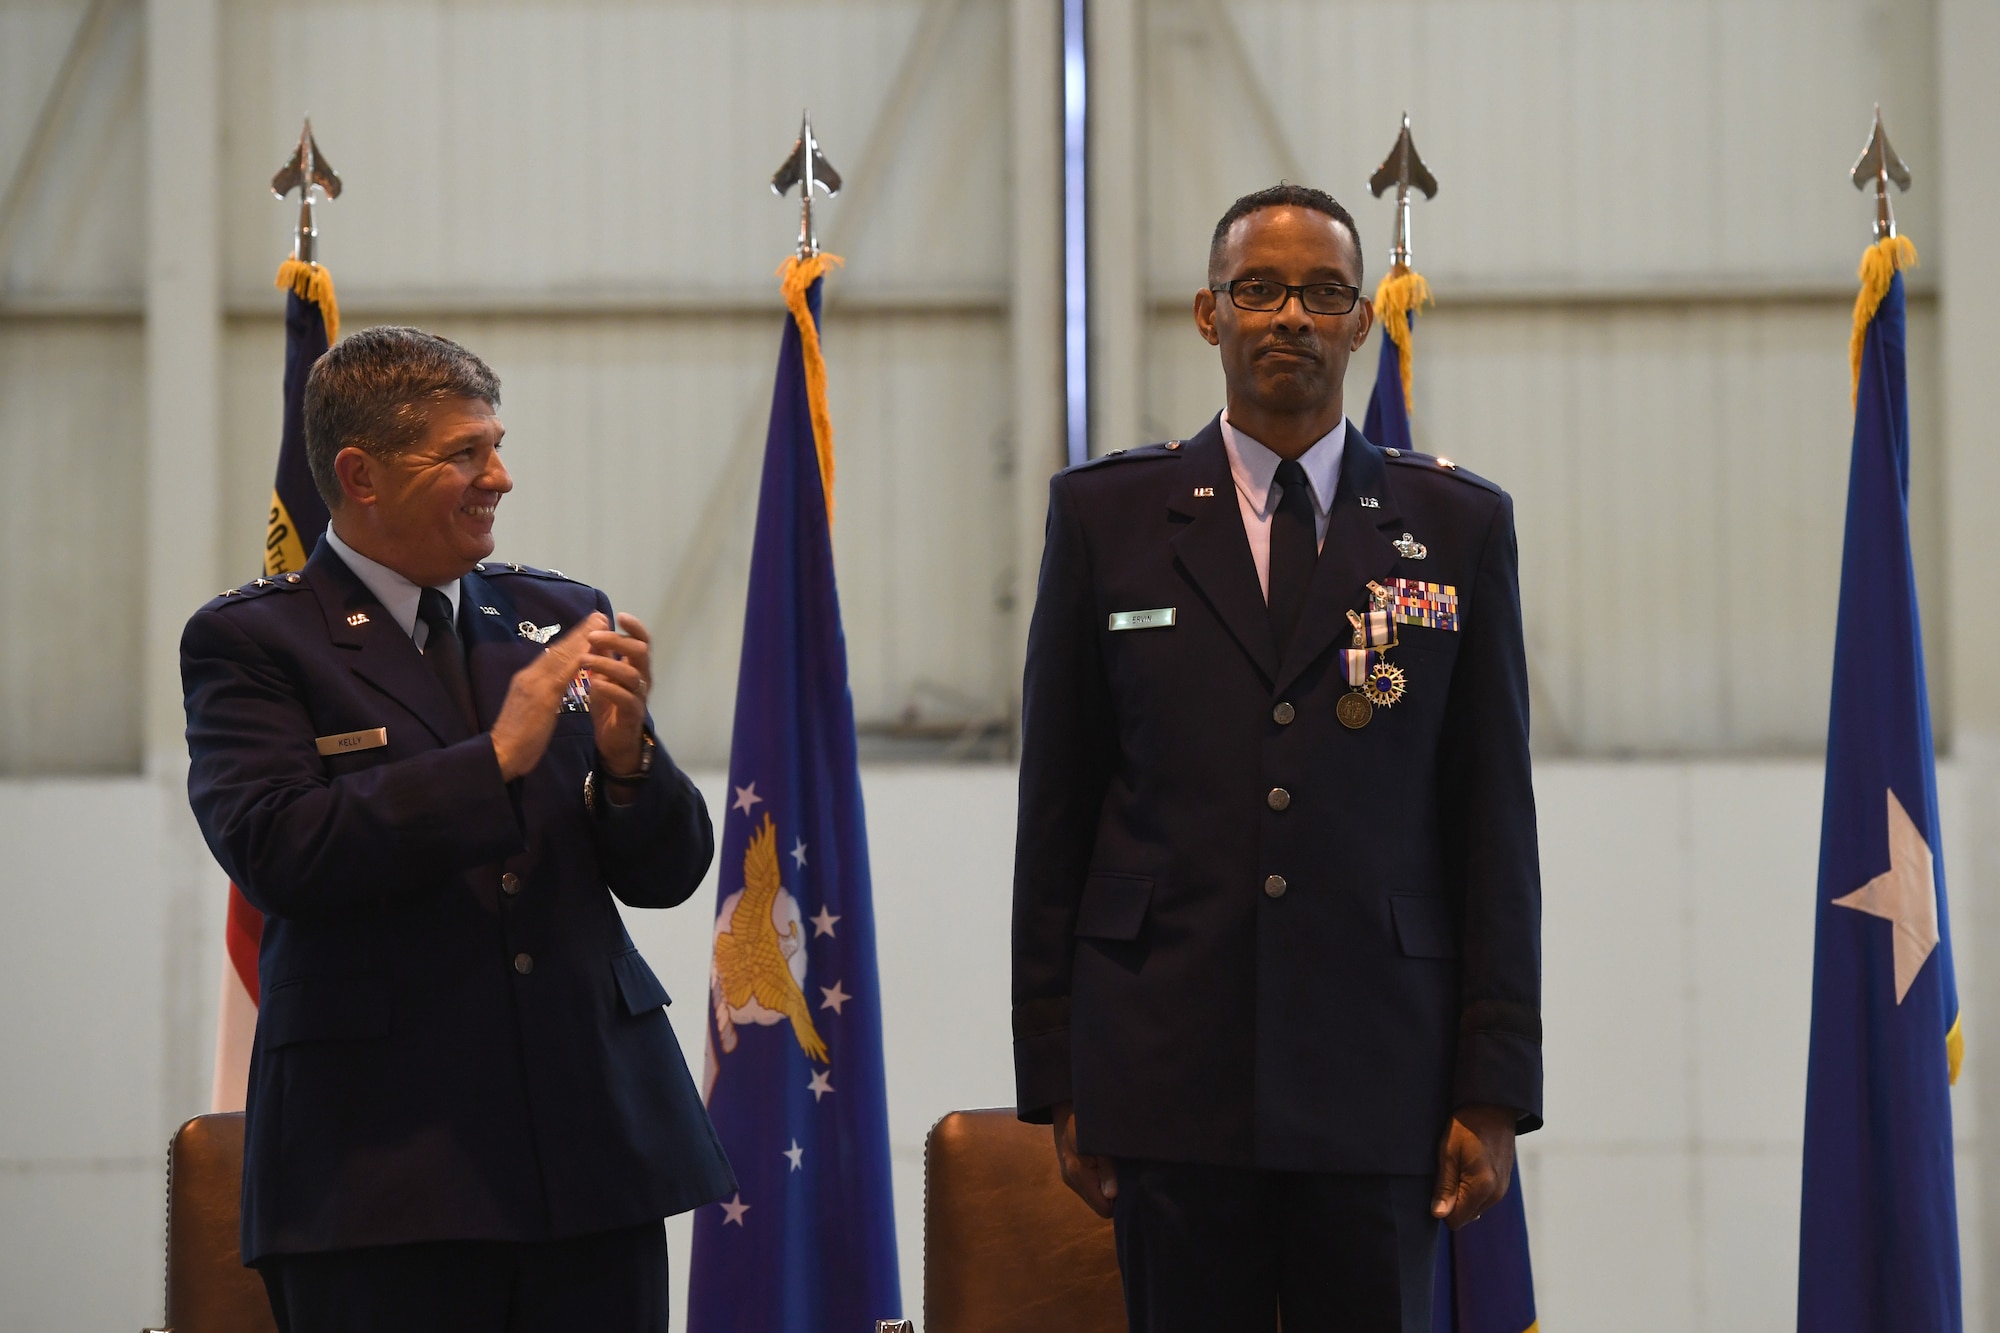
[1108,607,1177,632]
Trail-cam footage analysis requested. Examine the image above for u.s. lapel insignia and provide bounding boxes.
[479,605,500,616]
[1393,532,1428,560]
[345,611,370,626]
[518,621,560,644]
[1193,486,1215,497]
[1359,496,1381,509]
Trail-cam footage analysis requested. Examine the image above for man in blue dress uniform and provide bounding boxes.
[182,326,733,1332]
[1013,186,1543,1331]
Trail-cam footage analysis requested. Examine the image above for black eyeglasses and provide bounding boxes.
[1210,277,1362,316]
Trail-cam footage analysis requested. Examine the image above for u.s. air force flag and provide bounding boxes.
[1363,264,1539,1333]
[1798,232,1962,1331]
[686,253,901,1332]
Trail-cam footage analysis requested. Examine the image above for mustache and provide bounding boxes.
[1255,336,1322,361]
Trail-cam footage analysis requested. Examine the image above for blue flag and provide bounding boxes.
[1361,302,1415,457]
[1798,240,1961,1331]
[1363,284,1539,1333]
[686,260,902,1332]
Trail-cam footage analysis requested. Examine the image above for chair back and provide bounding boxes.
[922,1108,1125,1333]
[162,1113,278,1333]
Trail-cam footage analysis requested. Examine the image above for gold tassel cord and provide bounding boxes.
[778,251,843,522]
[1371,264,1432,415]
[1947,1011,1963,1088]
[274,257,341,344]
[1849,234,1916,405]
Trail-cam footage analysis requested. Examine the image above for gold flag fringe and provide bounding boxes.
[275,257,341,344]
[1948,1011,1963,1087]
[1371,264,1432,415]
[778,251,843,521]
[1849,234,1917,405]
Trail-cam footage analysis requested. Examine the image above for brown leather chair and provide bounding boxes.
[923,1108,1125,1333]
[147,1112,279,1333]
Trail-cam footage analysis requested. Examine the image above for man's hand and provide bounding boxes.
[1052,1101,1118,1218]
[1431,1104,1517,1230]
[582,613,653,777]
[490,614,603,781]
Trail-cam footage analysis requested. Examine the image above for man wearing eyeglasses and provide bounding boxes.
[1012,184,1542,1331]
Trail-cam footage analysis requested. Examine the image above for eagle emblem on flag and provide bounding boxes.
[710,812,828,1064]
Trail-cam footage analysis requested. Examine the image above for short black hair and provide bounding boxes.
[1208,183,1363,284]
[303,325,501,507]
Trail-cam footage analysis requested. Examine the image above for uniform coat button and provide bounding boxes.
[1264,874,1288,899]
[513,952,534,975]
[1267,787,1291,811]
[500,872,521,896]
[1272,702,1295,725]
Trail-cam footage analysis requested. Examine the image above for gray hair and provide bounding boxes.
[303,325,501,507]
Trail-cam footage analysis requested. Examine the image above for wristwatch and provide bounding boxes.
[583,728,655,814]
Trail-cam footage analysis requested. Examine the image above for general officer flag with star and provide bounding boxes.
[1797,232,1962,1331]
[1363,266,1539,1333]
[686,253,901,1332]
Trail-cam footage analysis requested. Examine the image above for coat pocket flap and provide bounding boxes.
[611,948,671,1015]
[1075,873,1153,941]
[1391,895,1459,959]
[260,974,392,1049]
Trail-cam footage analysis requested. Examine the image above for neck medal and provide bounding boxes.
[1339,598,1407,729]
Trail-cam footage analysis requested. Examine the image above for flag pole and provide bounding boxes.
[1846,107,1918,406]
[1366,114,1436,419]
[769,112,843,517]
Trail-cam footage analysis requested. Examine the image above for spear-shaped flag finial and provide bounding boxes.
[1368,113,1437,272]
[772,112,842,261]
[1851,104,1911,242]
[271,118,341,266]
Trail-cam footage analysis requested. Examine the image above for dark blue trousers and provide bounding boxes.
[1111,1162,1437,1333]
[256,1222,669,1333]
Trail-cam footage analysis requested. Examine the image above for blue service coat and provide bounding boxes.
[182,539,734,1263]
[1012,416,1543,1175]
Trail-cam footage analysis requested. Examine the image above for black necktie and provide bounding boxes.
[417,587,479,734]
[1267,458,1319,656]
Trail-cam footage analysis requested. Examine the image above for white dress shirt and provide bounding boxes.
[323,526,462,650]
[1218,412,1346,602]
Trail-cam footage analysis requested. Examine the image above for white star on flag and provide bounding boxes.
[720,1194,750,1226]
[820,980,850,1014]
[807,1068,834,1102]
[1831,788,1940,1003]
[790,837,809,868]
[731,782,761,815]
[784,1140,804,1171]
[810,905,840,937]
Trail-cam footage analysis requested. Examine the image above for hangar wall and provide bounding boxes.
[0,0,1956,772]
[3,0,1997,1329]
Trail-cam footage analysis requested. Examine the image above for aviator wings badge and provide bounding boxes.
[518,620,559,644]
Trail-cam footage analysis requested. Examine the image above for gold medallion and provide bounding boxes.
[1336,691,1374,729]
[1365,661,1408,708]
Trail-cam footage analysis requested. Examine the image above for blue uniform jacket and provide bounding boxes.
[1012,416,1543,1175]
[182,539,735,1263]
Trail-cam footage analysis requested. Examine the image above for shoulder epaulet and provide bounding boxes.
[1064,440,1187,475]
[205,571,309,609]
[1381,447,1504,495]
[475,560,584,584]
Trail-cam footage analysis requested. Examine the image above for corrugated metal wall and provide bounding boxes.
[1138,0,1943,755]
[0,0,1947,770]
